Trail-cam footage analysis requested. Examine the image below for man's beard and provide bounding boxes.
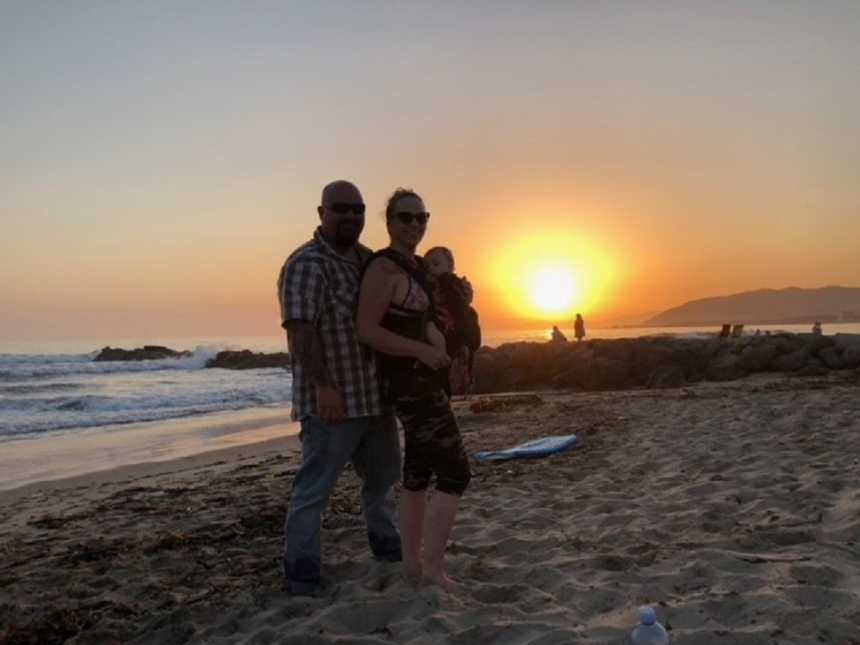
[334,219,364,248]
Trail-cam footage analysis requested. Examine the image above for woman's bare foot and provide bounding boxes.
[402,563,422,585]
[422,568,460,593]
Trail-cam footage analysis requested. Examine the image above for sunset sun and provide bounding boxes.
[491,230,614,322]
[527,267,578,314]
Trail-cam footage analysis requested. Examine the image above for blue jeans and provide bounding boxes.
[283,414,402,594]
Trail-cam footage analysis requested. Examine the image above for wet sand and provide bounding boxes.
[0,407,298,492]
[1,372,859,644]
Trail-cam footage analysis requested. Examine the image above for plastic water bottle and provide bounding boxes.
[630,606,669,645]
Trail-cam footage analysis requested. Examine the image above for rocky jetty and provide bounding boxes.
[94,345,192,361]
[471,333,860,394]
[205,350,289,370]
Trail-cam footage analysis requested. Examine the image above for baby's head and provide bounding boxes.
[424,246,455,277]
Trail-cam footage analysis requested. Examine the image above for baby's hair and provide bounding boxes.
[425,246,455,271]
[384,188,421,221]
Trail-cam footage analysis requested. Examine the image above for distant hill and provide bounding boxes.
[645,286,860,327]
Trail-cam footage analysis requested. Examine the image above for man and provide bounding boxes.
[277,180,402,595]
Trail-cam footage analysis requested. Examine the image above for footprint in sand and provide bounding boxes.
[789,563,843,587]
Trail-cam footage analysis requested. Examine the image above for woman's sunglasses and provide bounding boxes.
[392,212,430,225]
[328,202,366,215]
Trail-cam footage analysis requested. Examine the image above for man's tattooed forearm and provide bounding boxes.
[286,321,334,387]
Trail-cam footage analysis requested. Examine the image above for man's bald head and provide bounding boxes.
[317,180,365,251]
[321,180,362,207]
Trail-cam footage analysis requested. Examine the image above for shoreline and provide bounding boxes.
[0,432,301,505]
[0,406,299,493]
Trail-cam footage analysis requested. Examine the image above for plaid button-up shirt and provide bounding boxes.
[277,229,383,421]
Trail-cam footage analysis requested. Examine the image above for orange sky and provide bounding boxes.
[3,3,860,342]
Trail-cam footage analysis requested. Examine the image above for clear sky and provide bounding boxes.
[3,1,859,342]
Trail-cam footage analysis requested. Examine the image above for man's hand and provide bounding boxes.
[316,384,346,424]
[286,320,342,422]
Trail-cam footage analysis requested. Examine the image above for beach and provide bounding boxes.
[2,371,859,644]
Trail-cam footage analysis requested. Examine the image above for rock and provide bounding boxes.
[94,345,191,361]
[591,338,634,363]
[833,333,860,352]
[706,354,747,382]
[772,349,810,372]
[669,342,709,376]
[646,365,687,389]
[455,333,851,394]
[478,342,563,391]
[206,350,289,370]
[798,333,835,354]
[818,347,843,370]
[838,338,860,368]
[471,352,499,394]
[630,341,676,382]
[552,357,634,391]
[771,333,804,355]
[841,345,860,368]
[692,337,724,359]
[738,341,778,371]
[793,363,829,378]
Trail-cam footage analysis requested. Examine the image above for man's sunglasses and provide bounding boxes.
[328,202,366,215]
[391,211,430,225]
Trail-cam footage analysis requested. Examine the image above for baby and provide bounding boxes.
[423,246,480,396]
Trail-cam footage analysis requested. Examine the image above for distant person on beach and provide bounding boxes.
[574,313,586,342]
[551,325,568,343]
[424,246,480,396]
[276,180,402,595]
[357,188,471,592]
[812,321,823,335]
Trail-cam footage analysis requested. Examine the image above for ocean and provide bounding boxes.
[0,347,289,439]
[2,323,858,489]
[0,338,294,490]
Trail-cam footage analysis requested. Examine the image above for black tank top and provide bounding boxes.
[362,249,434,380]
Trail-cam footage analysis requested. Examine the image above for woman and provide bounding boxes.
[356,188,471,592]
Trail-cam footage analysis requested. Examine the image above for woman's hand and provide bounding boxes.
[416,344,451,370]
[426,322,447,352]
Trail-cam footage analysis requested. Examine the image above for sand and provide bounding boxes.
[1,371,859,644]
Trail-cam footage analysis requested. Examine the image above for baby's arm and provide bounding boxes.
[426,321,447,353]
[456,275,474,304]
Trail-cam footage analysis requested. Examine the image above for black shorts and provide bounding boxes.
[393,389,471,496]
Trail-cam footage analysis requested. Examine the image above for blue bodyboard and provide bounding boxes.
[472,434,577,462]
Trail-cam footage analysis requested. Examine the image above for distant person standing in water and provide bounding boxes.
[551,325,568,343]
[574,313,586,342]
[277,180,402,595]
